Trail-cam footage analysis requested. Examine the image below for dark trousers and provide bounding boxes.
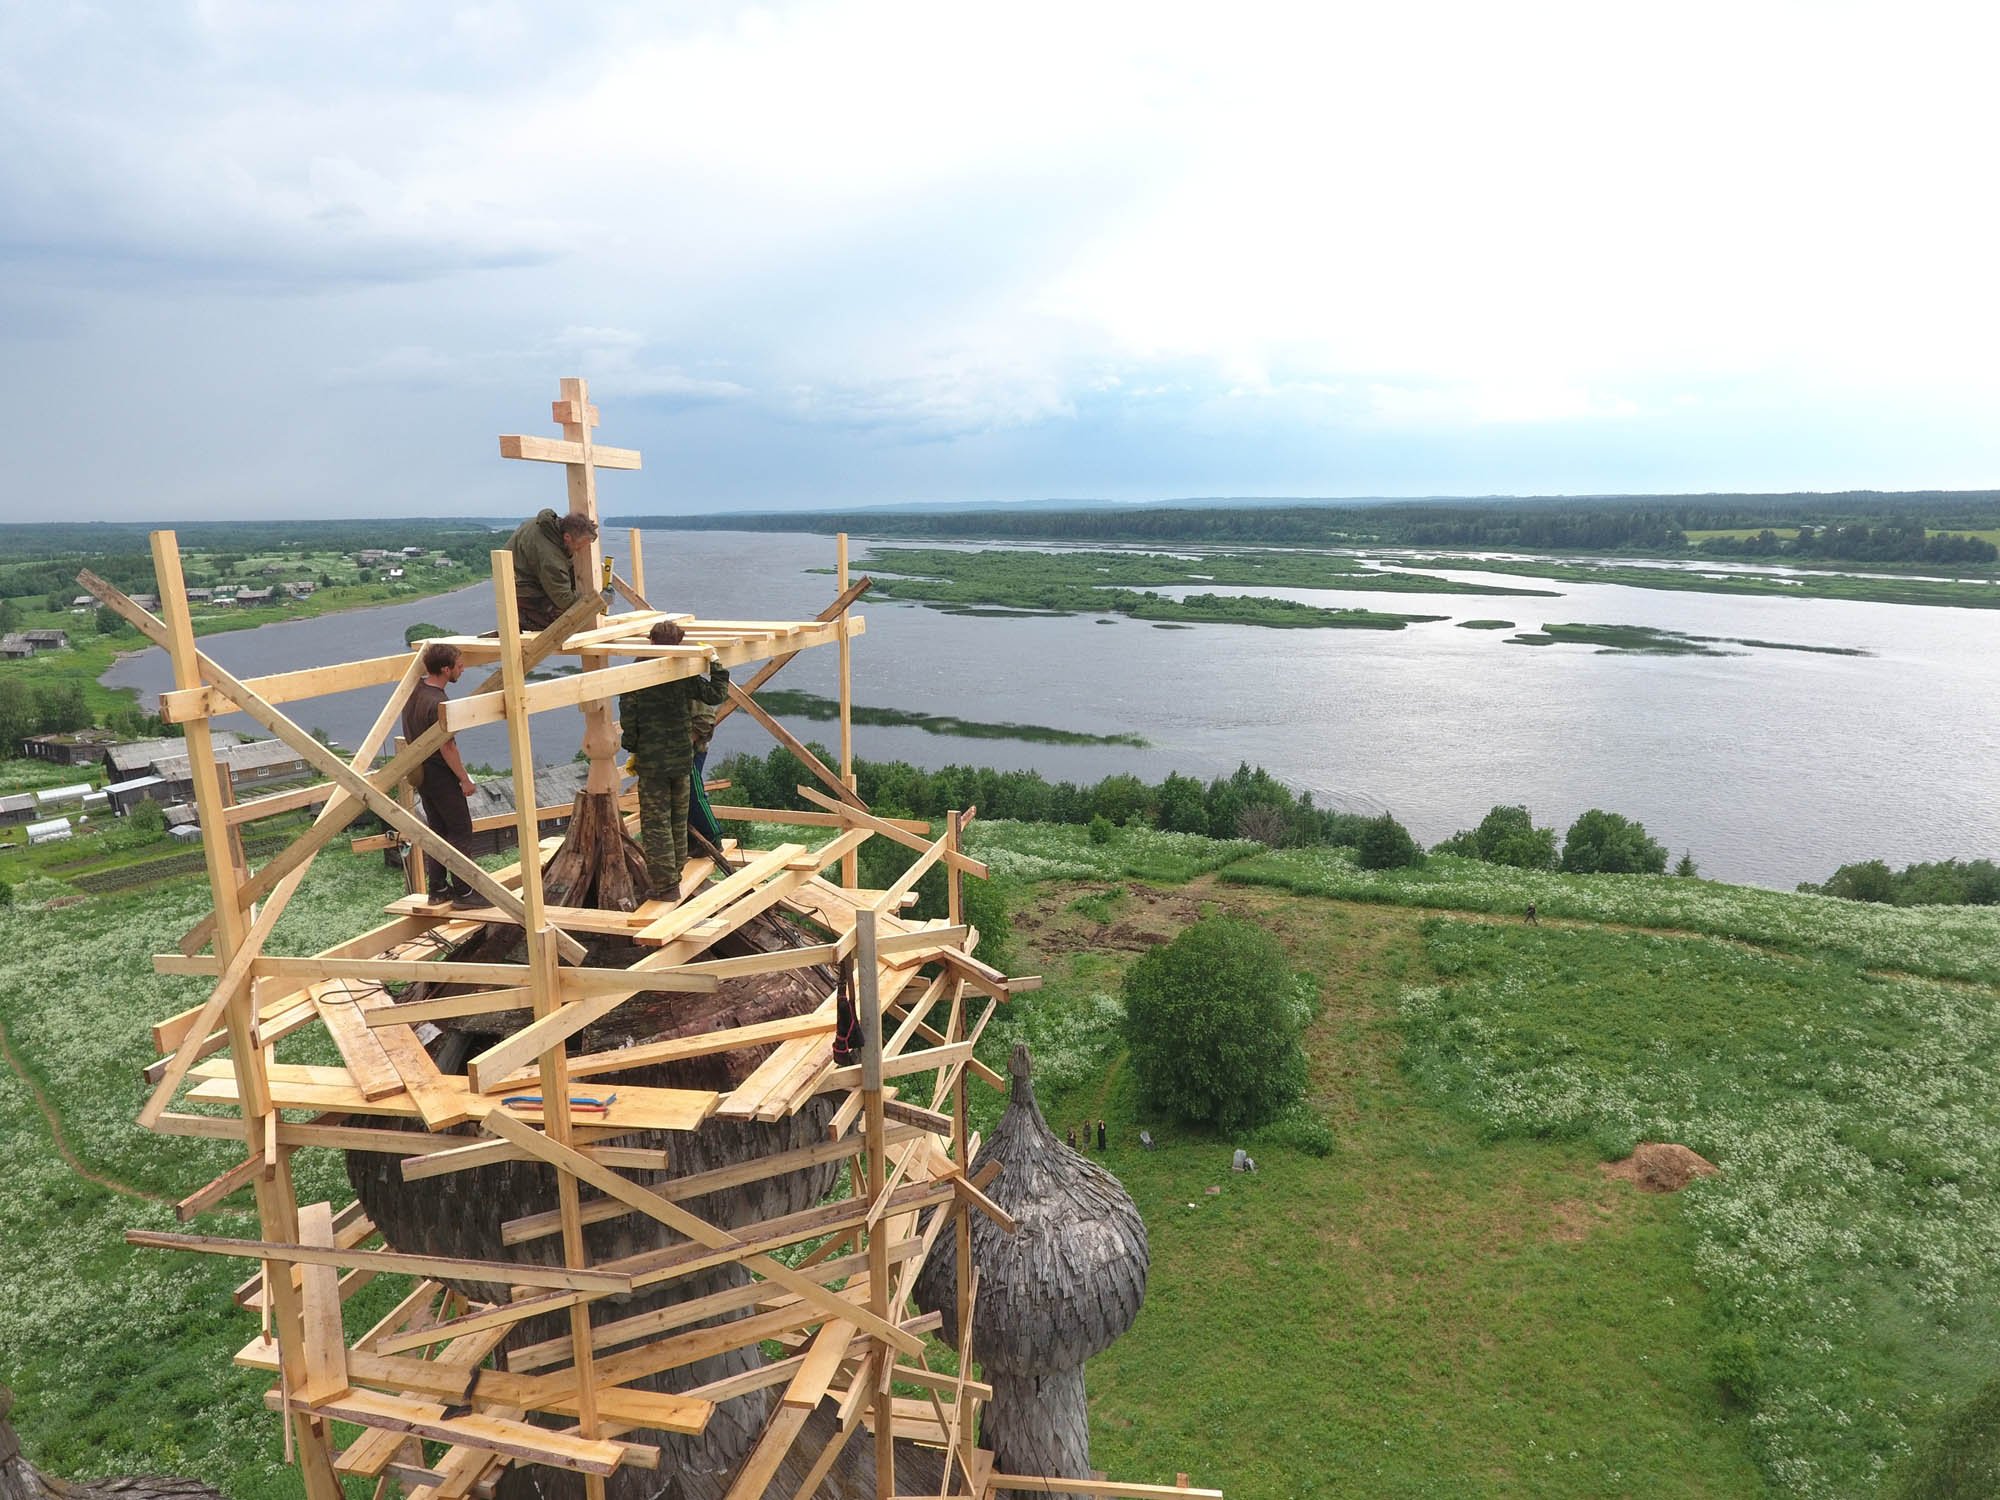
[416,767,476,896]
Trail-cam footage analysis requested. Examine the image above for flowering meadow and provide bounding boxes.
[1227,845,2000,985]
[963,818,1261,884]
[0,857,402,1499]
[1403,918,2000,1497]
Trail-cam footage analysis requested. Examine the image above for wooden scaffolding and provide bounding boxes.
[84,380,1211,1500]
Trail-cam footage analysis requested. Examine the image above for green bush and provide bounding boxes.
[126,799,166,835]
[1122,915,1309,1132]
[1560,808,1668,874]
[1356,813,1423,870]
[1087,814,1116,845]
[1707,1331,1761,1405]
[1433,804,1559,870]
[1897,1377,2000,1499]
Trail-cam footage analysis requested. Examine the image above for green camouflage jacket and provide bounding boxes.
[620,664,731,778]
[508,509,580,618]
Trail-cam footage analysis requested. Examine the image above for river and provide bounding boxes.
[101,530,2000,891]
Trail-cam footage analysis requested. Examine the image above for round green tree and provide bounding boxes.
[1559,808,1668,874]
[1356,812,1423,870]
[1123,915,1309,1132]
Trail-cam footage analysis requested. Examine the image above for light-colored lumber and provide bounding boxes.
[440,620,856,733]
[185,1060,716,1135]
[711,573,872,727]
[159,651,415,725]
[723,1402,811,1500]
[313,983,405,1100]
[631,842,807,944]
[497,433,641,470]
[783,1317,857,1411]
[370,1287,593,1358]
[225,781,336,825]
[293,1389,637,1477]
[795,786,989,879]
[127,1228,635,1293]
[711,804,928,833]
[728,684,866,809]
[295,1202,351,1403]
[175,1152,265,1222]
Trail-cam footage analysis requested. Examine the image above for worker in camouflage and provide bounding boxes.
[619,619,730,898]
[507,509,597,630]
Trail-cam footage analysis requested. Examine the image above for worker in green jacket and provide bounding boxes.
[507,509,598,630]
[619,620,730,899]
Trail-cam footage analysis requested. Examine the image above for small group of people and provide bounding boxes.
[395,508,729,908]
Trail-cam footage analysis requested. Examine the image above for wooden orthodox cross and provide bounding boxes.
[499,377,641,793]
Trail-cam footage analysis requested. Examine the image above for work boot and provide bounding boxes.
[449,889,486,910]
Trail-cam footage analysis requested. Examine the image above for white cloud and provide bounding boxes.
[7,0,2000,513]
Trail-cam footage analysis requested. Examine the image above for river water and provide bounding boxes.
[101,530,2000,891]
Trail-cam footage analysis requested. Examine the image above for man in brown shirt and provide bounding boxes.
[403,641,482,907]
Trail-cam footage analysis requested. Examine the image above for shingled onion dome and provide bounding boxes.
[913,1044,1148,1485]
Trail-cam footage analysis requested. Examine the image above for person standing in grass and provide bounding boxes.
[402,641,483,909]
[619,620,730,901]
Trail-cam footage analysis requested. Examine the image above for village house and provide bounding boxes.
[103,775,171,817]
[129,593,160,612]
[0,635,31,661]
[69,594,93,609]
[433,556,454,568]
[356,549,389,565]
[22,729,119,765]
[233,586,275,605]
[0,793,36,827]
[401,546,425,557]
[23,629,69,652]
[287,580,316,598]
[102,732,239,782]
[153,737,311,795]
[184,587,213,603]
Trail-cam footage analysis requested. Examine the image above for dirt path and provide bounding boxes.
[0,1008,171,1206]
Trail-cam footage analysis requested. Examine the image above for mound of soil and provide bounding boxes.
[1601,1142,1720,1193]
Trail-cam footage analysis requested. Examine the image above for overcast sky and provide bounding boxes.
[4,1,1997,520]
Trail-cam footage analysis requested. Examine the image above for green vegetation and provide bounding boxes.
[711,746,1377,850]
[751,687,1148,746]
[1224,844,2000,984]
[1434,803,1560,870]
[1123,916,1312,1131]
[1560,809,1668,875]
[1356,812,1424,870]
[1506,622,1871,655]
[1457,617,1515,629]
[1801,857,2000,907]
[1416,557,2000,610]
[857,545,1534,629]
[9,794,2000,1497]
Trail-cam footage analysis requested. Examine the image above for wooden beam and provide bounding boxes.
[440,620,858,733]
[160,652,415,725]
[498,433,641,470]
[126,1228,637,1292]
[796,786,988,878]
[711,573,872,727]
[729,685,865,810]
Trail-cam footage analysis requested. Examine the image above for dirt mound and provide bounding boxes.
[1601,1142,1720,1193]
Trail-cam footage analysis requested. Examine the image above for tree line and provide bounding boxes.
[627,490,2000,558]
[1697,523,1997,565]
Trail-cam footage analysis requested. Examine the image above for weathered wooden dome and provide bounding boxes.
[912,1043,1148,1483]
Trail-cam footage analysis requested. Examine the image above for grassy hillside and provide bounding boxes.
[3,824,1997,1498]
